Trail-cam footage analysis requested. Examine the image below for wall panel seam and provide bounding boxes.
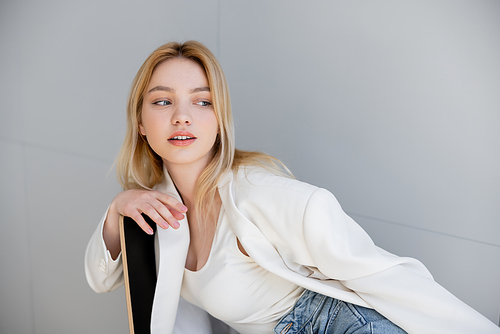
[347,211,500,248]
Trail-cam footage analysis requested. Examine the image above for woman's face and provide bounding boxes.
[140,58,218,171]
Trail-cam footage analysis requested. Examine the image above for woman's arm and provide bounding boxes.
[85,189,188,292]
[302,188,500,333]
[103,189,188,259]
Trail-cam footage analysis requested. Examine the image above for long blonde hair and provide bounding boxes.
[116,41,292,223]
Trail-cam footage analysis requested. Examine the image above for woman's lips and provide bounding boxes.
[168,131,197,146]
[168,137,196,146]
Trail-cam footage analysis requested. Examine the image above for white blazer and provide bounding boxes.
[85,166,500,334]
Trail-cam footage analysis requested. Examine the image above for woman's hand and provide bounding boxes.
[103,189,188,259]
[112,189,187,234]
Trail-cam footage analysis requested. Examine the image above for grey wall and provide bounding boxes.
[1,0,498,332]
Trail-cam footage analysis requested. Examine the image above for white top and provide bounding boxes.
[182,207,304,334]
[85,166,500,334]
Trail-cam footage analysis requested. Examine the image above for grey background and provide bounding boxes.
[1,0,499,332]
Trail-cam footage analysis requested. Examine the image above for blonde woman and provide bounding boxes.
[85,41,499,334]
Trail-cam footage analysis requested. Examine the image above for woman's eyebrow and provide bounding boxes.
[148,86,173,93]
[190,87,210,93]
[147,86,210,93]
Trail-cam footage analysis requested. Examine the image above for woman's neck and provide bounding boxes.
[164,160,206,206]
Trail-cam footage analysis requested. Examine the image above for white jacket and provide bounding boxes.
[85,166,500,333]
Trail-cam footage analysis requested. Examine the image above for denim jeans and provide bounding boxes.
[273,290,407,334]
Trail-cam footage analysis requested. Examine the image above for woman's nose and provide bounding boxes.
[171,104,192,125]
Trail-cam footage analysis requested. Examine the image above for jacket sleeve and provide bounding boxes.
[302,188,500,334]
[84,208,124,293]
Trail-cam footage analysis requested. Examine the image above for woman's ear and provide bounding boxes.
[139,123,146,136]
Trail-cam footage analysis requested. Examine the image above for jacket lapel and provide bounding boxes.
[150,168,190,334]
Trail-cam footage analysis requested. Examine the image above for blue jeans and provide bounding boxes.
[273,290,407,334]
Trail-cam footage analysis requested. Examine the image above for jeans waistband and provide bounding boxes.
[274,290,339,334]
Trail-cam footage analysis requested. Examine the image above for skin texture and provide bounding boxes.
[103,58,220,266]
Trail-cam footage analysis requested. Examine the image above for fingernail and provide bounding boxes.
[173,221,180,229]
[180,205,188,212]
[162,223,169,229]
[147,228,154,235]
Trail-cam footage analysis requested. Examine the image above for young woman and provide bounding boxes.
[85,41,499,334]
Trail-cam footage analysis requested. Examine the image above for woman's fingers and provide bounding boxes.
[155,192,188,214]
[129,211,155,235]
[165,205,186,221]
[148,191,187,228]
[117,190,188,233]
[147,202,181,229]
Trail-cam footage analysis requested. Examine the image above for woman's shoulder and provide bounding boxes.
[231,165,319,200]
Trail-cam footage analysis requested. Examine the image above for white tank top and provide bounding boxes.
[181,207,304,334]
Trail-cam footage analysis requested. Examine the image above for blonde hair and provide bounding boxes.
[116,40,292,223]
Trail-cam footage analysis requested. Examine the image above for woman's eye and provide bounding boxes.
[196,101,212,107]
[154,100,171,106]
